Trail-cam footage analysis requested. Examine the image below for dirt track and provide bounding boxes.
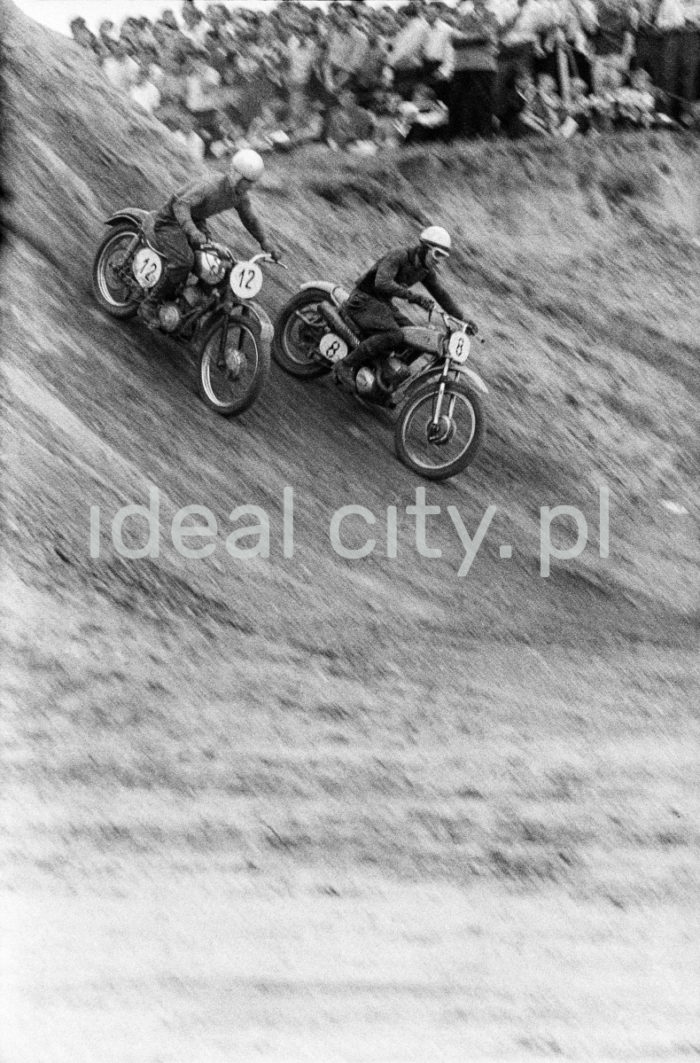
[2,2,700,1059]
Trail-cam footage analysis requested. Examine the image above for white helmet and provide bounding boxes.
[419,225,452,254]
[230,148,265,184]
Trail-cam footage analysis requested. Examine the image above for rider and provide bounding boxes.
[333,226,476,389]
[139,148,281,325]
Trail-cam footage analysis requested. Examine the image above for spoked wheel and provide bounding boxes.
[92,224,141,318]
[272,288,332,378]
[395,380,484,480]
[198,316,270,416]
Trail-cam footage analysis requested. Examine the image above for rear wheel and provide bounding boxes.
[92,224,141,318]
[272,288,332,378]
[395,380,484,480]
[198,316,270,417]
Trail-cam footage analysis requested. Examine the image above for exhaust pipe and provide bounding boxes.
[319,302,360,349]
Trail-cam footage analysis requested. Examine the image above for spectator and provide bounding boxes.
[97,18,119,58]
[102,41,139,93]
[401,82,449,142]
[180,0,210,49]
[448,0,500,138]
[285,11,319,123]
[390,1,431,97]
[423,3,455,100]
[326,2,369,93]
[129,60,162,116]
[326,87,376,149]
[172,111,206,161]
[653,0,700,121]
[70,16,100,58]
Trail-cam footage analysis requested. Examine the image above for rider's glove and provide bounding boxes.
[411,294,435,313]
[191,230,207,249]
[465,319,479,336]
[209,241,230,259]
[263,245,282,263]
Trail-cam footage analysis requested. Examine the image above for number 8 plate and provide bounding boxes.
[230,261,263,299]
[448,331,470,363]
[319,333,348,363]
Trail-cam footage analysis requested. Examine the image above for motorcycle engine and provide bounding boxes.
[158,302,181,332]
[355,367,377,397]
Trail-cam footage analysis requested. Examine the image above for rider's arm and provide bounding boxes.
[374,249,415,301]
[236,190,270,250]
[422,272,466,319]
[171,176,215,246]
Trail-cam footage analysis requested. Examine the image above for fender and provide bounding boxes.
[404,363,488,396]
[230,301,273,359]
[105,208,151,227]
[300,280,350,307]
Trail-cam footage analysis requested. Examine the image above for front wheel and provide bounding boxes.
[198,315,270,417]
[395,380,485,480]
[92,224,141,318]
[272,288,332,378]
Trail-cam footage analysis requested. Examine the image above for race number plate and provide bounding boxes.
[230,261,263,299]
[132,247,163,289]
[319,333,348,363]
[448,331,470,363]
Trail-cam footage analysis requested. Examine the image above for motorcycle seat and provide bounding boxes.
[339,304,361,333]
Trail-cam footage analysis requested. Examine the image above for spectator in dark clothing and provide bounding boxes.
[448,0,500,138]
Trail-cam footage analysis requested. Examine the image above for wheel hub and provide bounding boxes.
[224,348,244,377]
[427,415,455,445]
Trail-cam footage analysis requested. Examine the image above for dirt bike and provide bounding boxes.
[92,208,285,416]
[272,283,488,480]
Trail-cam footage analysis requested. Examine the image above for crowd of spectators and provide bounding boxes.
[69,0,700,160]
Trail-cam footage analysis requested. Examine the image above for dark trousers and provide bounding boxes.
[342,290,412,370]
[152,219,195,296]
[447,69,496,139]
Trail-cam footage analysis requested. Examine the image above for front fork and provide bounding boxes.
[428,362,456,437]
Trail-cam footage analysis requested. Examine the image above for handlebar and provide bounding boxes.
[430,306,480,338]
[201,245,288,269]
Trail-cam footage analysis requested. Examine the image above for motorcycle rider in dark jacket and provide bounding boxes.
[139,148,281,325]
[333,226,476,388]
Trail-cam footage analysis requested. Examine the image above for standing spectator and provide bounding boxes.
[653,0,700,120]
[97,19,119,59]
[389,1,430,98]
[423,3,455,101]
[102,41,139,94]
[180,0,210,49]
[286,11,319,124]
[326,87,376,150]
[448,0,500,138]
[326,2,368,93]
[70,16,100,59]
[129,61,162,116]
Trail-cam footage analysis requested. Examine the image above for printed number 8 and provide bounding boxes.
[327,339,340,358]
[455,338,464,357]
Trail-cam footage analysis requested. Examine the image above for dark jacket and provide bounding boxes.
[155,172,268,247]
[355,246,464,318]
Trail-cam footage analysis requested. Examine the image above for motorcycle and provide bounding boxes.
[92,208,285,417]
[272,283,488,480]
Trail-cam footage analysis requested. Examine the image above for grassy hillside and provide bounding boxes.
[2,2,699,1059]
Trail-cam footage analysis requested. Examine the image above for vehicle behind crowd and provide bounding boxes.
[273,282,488,481]
[92,208,282,416]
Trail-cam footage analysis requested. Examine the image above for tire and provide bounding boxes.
[92,224,141,318]
[197,315,270,417]
[395,379,485,481]
[272,288,332,378]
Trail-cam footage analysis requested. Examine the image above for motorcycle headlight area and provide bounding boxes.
[196,250,227,285]
[447,331,471,363]
[230,260,263,299]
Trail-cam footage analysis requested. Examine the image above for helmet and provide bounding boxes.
[419,225,452,255]
[230,148,265,184]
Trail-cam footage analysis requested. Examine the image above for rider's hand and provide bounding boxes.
[209,241,230,259]
[191,231,207,249]
[412,294,435,313]
[465,319,479,336]
[264,246,282,263]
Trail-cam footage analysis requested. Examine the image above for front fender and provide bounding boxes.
[300,280,350,307]
[407,363,489,396]
[105,208,150,228]
[232,301,273,359]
